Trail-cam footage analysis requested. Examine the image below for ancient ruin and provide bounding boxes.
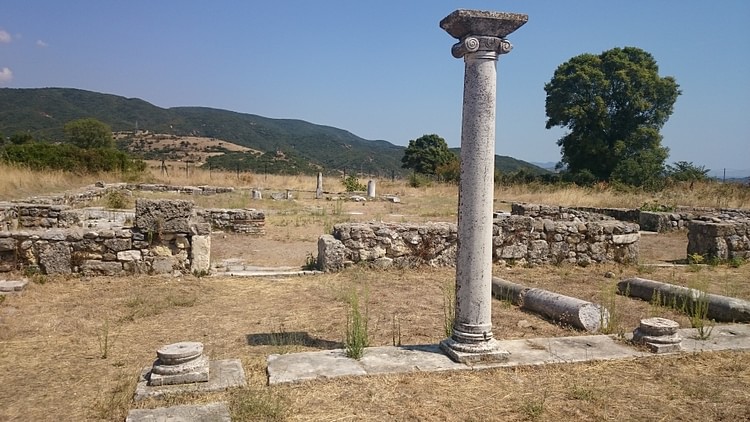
[438,9,528,363]
[134,341,245,401]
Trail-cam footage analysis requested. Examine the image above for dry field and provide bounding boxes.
[0,165,749,421]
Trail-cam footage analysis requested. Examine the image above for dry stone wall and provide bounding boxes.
[0,202,263,235]
[317,217,639,271]
[196,209,265,235]
[511,202,750,233]
[687,219,750,260]
[0,199,211,276]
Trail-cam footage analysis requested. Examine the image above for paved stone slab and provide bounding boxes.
[267,349,366,385]
[134,359,245,401]
[267,324,750,385]
[220,270,323,277]
[678,324,750,352]
[0,279,28,293]
[126,402,230,422]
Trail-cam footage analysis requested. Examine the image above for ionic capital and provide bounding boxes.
[451,36,513,59]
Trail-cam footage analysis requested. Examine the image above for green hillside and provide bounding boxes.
[0,87,548,176]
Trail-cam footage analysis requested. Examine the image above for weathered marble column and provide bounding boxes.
[439,9,528,363]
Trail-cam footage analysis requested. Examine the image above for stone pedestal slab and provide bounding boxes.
[134,359,246,401]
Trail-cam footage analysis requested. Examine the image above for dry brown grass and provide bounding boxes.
[1,261,748,421]
[0,163,123,201]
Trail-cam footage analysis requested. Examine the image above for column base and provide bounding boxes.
[439,338,510,364]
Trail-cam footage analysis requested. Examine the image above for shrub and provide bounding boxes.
[342,175,366,192]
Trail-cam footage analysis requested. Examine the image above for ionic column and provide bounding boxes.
[439,9,528,363]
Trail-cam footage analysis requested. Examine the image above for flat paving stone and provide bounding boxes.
[134,359,245,401]
[0,279,28,293]
[267,324,750,385]
[126,402,230,422]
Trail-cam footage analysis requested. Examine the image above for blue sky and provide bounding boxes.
[2,1,749,176]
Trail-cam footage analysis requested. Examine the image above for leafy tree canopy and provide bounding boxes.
[64,117,113,149]
[545,47,680,187]
[666,161,710,183]
[401,134,457,176]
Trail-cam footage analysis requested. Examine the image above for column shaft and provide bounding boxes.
[453,53,497,344]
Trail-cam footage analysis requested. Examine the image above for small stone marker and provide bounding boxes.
[316,172,324,199]
[367,180,376,198]
[149,341,209,386]
[252,189,262,200]
[632,317,682,353]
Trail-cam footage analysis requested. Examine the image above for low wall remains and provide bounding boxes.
[0,199,211,276]
[511,202,750,233]
[687,219,750,260]
[196,209,265,235]
[317,217,639,271]
[0,202,263,235]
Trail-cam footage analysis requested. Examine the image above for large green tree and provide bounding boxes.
[545,47,680,187]
[64,117,113,149]
[401,134,456,176]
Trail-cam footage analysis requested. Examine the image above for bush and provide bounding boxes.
[0,142,146,174]
[408,172,431,188]
[342,175,366,192]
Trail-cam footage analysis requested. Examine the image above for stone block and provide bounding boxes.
[0,238,15,252]
[81,260,123,276]
[318,234,347,272]
[612,233,640,244]
[151,256,176,274]
[117,250,142,261]
[190,235,211,274]
[104,238,131,252]
[135,199,194,234]
[134,359,246,402]
[37,242,72,275]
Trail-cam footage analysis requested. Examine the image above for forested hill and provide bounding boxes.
[0,87,548,176]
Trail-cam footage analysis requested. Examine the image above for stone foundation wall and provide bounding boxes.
[196,209,265,235]
[0,202,264,235]
[317,217,639,271]
[687,219,750,260]
[511,202,749,233]
[0,203,81,230]
[14,182,235,207]
[0,199,211,276]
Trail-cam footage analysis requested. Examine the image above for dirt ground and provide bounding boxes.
[1,192,749,421]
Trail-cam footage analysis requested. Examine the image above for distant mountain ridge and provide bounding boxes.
[0,87,549,176]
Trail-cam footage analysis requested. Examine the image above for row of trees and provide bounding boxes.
[400,131,710,186]
[0,118,144,173]
[402,47,703,190]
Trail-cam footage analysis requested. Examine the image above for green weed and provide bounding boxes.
[344,287,369,360]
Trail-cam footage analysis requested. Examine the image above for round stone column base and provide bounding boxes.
[632,317,682,354]
[439,338,510,364]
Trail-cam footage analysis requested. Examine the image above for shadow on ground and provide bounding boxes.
[247,332,343,349]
